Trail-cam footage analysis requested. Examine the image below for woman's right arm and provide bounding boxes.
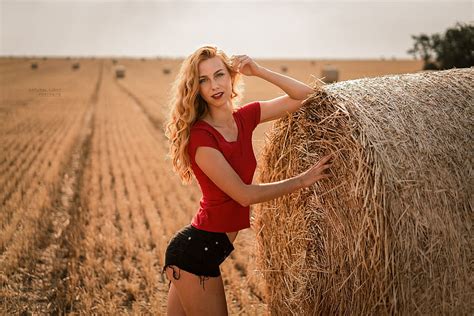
[195,146,334,207]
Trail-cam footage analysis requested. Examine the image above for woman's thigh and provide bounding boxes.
[165,265,228,316]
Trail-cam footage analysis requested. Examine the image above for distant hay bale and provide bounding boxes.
[255,68,473,315]
[112,59,118,64]
[321,65,339,83]
[115,65,126,78]
[30,62,38,69]
[416,69,437,73]
[281,65,288,73]
[163,67,171,75]
[141,57,146,62]
[72,61,80,70]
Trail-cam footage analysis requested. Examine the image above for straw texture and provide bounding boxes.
[254,68,473,315]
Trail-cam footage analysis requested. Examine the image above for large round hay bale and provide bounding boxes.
[30,62,38,69]
[115,65,126,78]
[321,65,338,83]
[255,68,473,315]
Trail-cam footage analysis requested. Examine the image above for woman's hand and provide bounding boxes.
[297,154,334,188]
[230,55,262,76]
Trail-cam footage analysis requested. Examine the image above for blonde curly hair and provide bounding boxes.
[164,45,244,184]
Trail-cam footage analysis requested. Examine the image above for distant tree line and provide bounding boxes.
[407,22,473,70]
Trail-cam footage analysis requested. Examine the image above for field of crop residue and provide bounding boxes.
[0,57,422,314]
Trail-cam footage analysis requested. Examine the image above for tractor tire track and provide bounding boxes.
[10,61,103,314]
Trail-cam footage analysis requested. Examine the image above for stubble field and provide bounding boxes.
[0,56,422,314]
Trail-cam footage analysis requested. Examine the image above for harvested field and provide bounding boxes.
[0,57,424,314]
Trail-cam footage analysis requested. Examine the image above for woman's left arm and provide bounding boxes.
[232,54,313,100]
[255,67,313,100]
[232,55,315,123]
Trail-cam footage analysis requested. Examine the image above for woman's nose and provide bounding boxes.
[210,78,219,89]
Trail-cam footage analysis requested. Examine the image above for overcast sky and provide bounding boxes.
[1,0,472,59]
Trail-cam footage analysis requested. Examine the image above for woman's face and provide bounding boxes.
[198,56,233,107]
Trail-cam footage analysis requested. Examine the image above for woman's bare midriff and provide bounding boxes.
[226,231,238,244]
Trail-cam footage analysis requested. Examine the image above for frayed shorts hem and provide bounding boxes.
[161,264,217,290]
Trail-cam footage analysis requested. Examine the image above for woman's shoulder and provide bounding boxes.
[189,122,216,139]
[234,101,261,130]
[187,122,220,156]
[190,120,211,132]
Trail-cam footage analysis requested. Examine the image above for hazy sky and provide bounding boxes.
[1,0,472,59]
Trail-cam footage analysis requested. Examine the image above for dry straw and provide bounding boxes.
[255,68,473,315]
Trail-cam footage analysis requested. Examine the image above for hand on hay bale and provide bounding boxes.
[297,153,334,187]
[254,68,473,315]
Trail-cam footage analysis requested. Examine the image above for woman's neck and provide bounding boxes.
[203,104,235,128]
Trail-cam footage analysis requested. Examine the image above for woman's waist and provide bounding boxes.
[225,231,238,244]
[199,196,246,208]
[191,206,250,235]
[186,223,237,245]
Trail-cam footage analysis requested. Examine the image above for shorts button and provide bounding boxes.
[188,236,192,240]
[204,247,208,251]
[215,241,219,244]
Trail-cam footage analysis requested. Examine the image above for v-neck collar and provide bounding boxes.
[198,112,239,143]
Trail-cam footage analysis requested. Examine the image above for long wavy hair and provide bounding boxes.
[164,45,244,184]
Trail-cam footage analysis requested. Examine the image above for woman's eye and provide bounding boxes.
[199,73,223,84]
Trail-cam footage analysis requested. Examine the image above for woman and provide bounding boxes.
[162,45,333,315]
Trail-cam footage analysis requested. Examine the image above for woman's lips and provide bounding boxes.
[212,92,224,99]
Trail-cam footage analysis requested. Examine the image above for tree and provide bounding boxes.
[407,22,474,70]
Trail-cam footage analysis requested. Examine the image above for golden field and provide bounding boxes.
[0,57,423,314]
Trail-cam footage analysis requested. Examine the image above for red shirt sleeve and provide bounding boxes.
[237,101,261,132]
[188,128,220,162]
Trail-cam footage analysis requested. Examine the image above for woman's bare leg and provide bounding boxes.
[167,282,186,316]
[164,265,228,315]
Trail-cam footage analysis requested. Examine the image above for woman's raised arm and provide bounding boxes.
[231,54,314,100]
[232,55,315,123]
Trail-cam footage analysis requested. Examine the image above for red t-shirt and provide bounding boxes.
[187,101,261,232]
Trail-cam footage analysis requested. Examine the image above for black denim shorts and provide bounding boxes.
[161,224,234,290]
